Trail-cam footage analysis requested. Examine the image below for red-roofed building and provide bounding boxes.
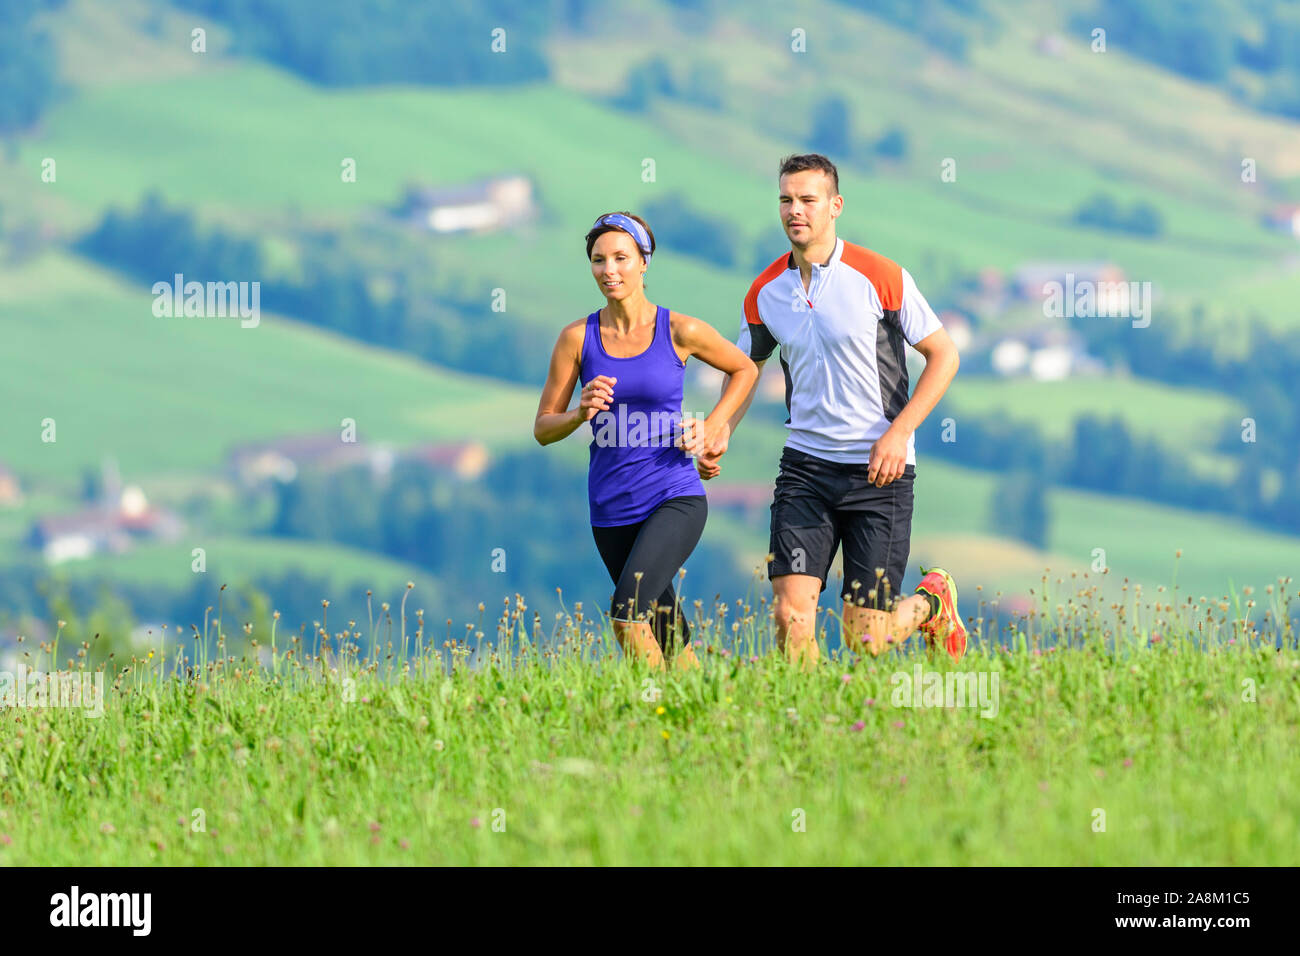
[27,487,183,565]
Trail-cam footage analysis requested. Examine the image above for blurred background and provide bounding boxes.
[2,0,1298,662]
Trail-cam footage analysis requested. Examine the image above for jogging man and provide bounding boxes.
[696,154,967,665]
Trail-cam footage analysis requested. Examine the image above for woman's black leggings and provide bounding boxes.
[591,495,707,651]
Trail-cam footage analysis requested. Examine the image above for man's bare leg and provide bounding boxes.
[842,593,931,655]
[772,574,822,668]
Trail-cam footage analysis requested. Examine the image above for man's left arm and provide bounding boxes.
[867,268,960,486]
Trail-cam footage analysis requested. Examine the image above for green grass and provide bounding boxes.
[1,580,1296,865]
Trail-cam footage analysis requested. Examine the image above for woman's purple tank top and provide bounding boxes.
[579,305,706,527]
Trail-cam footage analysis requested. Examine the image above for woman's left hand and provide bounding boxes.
[677,416,716,457]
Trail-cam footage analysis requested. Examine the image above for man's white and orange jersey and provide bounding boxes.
[736,237,943,465]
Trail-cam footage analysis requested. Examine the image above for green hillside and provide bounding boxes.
[0,251,540,481]
[12,53,1282,446]
[3,0,1296,629]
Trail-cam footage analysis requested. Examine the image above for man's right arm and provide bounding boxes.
[723,314,776,437]
[696,317,774,479]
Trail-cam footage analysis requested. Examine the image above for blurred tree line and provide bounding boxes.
[1072,193,1165,237]
[917,394,1300,547]
[610,56,727,112]
[0,0,64,136]
[78,193,555,385]
[0,560,332,669]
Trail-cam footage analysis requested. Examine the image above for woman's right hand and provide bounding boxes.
[578,375,616,422]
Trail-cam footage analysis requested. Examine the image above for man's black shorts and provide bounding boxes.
[768,446,915,609]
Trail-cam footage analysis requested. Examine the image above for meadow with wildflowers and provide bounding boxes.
[0,571,1297,866]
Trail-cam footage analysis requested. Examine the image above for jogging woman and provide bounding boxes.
[534,212,758,668]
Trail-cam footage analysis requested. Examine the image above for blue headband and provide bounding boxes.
[592,213,652,266]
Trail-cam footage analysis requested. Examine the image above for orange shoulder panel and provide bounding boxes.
[840,241,903,311]
[743,254,790,325]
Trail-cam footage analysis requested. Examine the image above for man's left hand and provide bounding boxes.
[866,427,909,487]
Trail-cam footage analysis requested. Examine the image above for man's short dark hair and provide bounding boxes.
[778,153,839,196]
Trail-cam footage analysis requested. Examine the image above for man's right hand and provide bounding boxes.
[695,422,730,480]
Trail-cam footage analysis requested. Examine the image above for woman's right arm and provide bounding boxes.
[533,322,615,445]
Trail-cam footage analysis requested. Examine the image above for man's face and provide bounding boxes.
[779,169,842,248]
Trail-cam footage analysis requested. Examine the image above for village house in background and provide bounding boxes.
[404,440,490,480]
[988,324,1105,380]
[692,361,787,404]
[26,462,183,565]
[1010,261,1129,311]
[227,434,490,486]
[0,462,22,508]
[227,433,390,486]
[396,175,537,235]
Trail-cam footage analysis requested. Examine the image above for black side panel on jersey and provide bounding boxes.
[748,321,779,362]
[876,308,910,421]
[780,352,793,424]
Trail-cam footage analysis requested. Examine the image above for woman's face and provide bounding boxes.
[590,230,645,301]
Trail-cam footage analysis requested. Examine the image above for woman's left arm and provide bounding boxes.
[671,312,758,458]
